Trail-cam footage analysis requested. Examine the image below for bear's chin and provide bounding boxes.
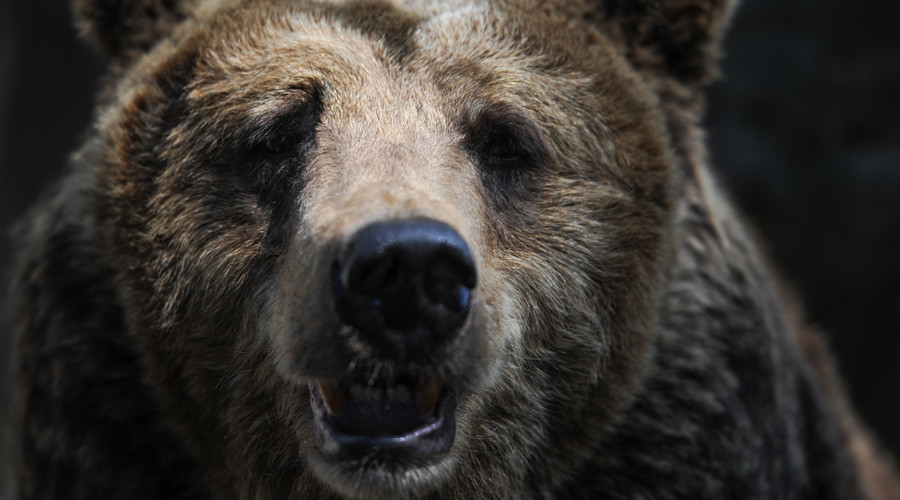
[309,452,459,500]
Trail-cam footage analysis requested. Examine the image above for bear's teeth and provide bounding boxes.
[348,383,412,403]
[366,387,382,401]
[317,380,346,415]
[395,384,410,402]
[416,377,442,416]
[386,384,411,402]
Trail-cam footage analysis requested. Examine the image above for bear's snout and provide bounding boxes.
[331,218,477,361]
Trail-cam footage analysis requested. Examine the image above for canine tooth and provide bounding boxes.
[416,377,442,416]
[350,384,363,401]
[396,385,410,402]
[317,380,346,415]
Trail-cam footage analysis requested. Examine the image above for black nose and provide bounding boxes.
[331,218,477,359]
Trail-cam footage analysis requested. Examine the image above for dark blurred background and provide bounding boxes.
[1,0,899,496]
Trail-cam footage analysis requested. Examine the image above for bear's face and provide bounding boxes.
[86,0,699,497]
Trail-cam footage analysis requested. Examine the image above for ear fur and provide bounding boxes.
[600,0,738,85]
[72,0,191,59]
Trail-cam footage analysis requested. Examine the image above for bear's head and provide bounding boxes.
[74,0,734,497]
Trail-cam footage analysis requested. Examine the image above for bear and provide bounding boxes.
[8,0,900,498]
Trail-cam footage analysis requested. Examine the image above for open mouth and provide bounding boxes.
[310,372,458,459]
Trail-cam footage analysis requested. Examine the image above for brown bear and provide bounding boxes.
[9,0,900,498]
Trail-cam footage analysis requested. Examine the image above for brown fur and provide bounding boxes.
[10,0,899,498]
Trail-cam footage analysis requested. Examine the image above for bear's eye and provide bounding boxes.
[477,124,528,167]
[260,134,296,155]
[484,129,522,163]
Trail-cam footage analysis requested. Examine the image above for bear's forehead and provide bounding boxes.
[181,0,593,124]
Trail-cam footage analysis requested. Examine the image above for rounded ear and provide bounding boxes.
[72,0,191,60]
[600,0,738,85]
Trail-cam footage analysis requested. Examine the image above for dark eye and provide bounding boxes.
[469,115,544,204]
[475,122,535,168]
[260,134,296,155]
[483,128,523,164]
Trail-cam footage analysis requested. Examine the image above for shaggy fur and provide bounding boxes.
[10,0,900,498]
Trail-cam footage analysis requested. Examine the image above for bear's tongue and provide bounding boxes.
[316,377,443,436]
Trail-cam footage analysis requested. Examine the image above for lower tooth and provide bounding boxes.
[416,377,442,415]
[317,380,346,415]
[343,382,417,404]
[396,385,410,402]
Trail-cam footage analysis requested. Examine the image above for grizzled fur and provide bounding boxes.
[10,0,900,498]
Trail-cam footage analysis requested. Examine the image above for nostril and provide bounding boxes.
[332,218,477,358]
[423,252,476,313]
[346,252,402,297]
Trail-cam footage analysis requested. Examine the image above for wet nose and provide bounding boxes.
[331,218,477,359]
